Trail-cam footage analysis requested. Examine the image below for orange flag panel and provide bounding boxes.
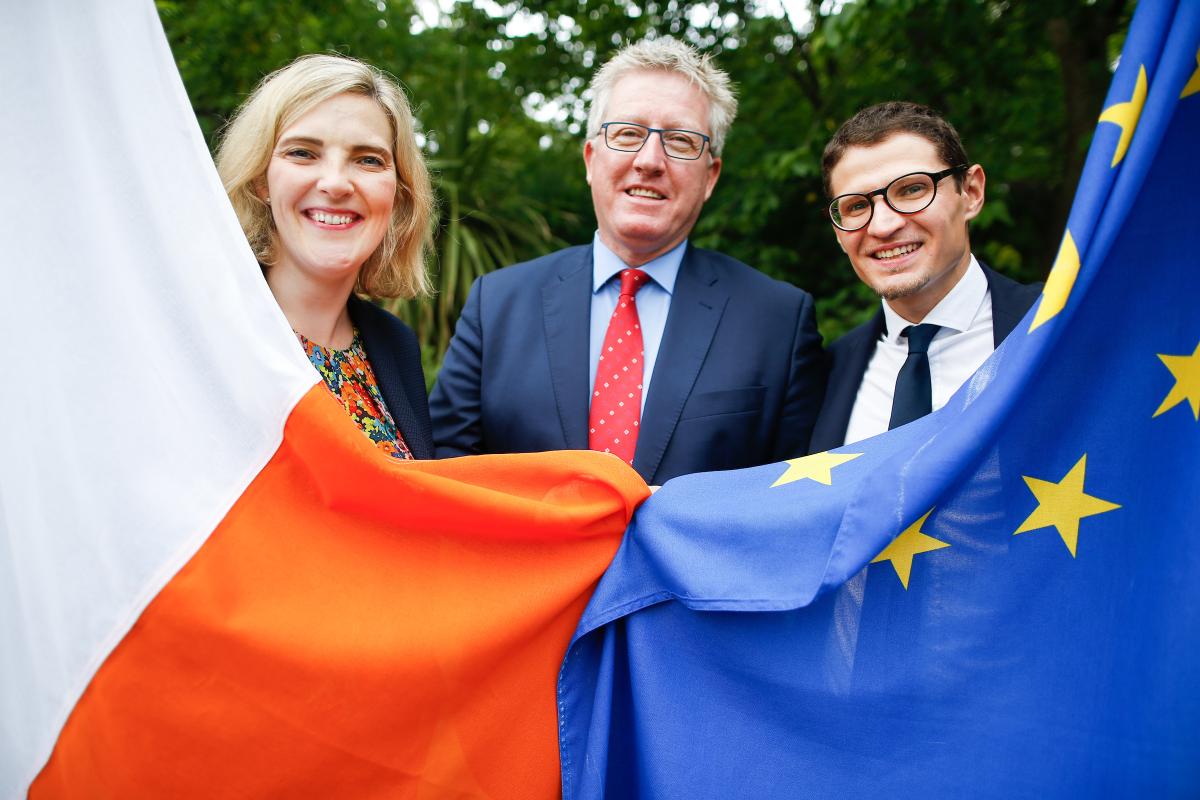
[33,387,648,798]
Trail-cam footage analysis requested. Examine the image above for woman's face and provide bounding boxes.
[263,92,397,288]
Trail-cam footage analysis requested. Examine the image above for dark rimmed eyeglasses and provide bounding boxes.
[828,165,967,232]
[599,121,711,160]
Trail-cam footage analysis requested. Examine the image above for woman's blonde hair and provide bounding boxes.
[216,54,433,298]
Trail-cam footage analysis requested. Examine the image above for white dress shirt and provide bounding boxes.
[589,233,685,414]
[844,256,994,445]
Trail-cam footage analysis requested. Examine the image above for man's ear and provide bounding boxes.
[583,138,595,186]
[703,156,722,201]
[962,163,986,222]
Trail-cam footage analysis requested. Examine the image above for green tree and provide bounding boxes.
[472,0,1133,337]
[159,0,1135,361]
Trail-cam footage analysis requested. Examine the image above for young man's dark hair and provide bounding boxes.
[821,101,970,196]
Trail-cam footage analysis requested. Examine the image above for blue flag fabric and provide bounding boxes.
[557,2,1200,797]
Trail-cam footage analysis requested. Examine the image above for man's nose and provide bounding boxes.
[866,195,905,238]
[632,132,668,171]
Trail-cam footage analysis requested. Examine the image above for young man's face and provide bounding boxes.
[829,132,984,322]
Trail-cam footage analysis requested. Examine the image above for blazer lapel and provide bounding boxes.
[348,296,434,459]
[808,311,883,453]
[980,260,1041,346]
[634,249,728,483]
[542,248,594,450]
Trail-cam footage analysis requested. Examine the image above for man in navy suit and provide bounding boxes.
[808,102,1042,454]
[430,38,824,484]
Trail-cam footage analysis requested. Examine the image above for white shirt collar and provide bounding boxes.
[592,232,685,295]
[881,255,987,344]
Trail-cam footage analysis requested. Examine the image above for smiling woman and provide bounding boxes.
[217,55,436,459]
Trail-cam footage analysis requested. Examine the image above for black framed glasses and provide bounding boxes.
[599,121,711,160]
[828,165,967,231]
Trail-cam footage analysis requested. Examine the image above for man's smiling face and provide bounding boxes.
[829,132,985,322]
[583,69,722,266]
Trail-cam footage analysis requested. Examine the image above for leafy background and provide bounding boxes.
[157,0,1134,383]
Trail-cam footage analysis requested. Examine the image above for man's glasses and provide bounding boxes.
[599,122,711,161]
[828,165,967,231]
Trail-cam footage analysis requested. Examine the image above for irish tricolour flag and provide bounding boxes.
[0,2,646,797]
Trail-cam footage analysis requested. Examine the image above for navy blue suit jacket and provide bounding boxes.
[807,263,1041,454]
[348,295,434,459]
[429,244,825,484]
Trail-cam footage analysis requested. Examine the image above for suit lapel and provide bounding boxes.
[634,248,728,483]
[348,296,433,460]
[542,247,594,450]
[810,311,883,452]
[981,261,1039,346]
[810,261,1039,454]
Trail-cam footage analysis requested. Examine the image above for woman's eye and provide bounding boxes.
[284,148,315,159]
[359,155,386,167]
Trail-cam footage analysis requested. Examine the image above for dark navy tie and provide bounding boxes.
[889,324,942,430]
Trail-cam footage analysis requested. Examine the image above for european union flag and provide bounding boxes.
[557,2,1200,797]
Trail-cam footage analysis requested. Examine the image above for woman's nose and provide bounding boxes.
[317,160,353,196]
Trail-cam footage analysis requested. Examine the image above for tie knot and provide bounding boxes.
[901,323,941,354]
[619,268,650,298]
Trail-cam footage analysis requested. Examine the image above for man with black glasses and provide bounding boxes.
[431,37,825,483]
[808,102,1042,453]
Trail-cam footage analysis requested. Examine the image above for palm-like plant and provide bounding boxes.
[383,75,570,387]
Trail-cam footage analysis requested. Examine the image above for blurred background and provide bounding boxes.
[157,0,1135,382]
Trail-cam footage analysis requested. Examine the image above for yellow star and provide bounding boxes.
[1029,230,1080,332]
[870,509,949,590]
[1182,49,1200,99]
[771,451,862,487]
[1014,454,1120,557]
[1153,341,1200,420]
[1098,65,1147,167]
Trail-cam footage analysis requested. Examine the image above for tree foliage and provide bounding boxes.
[158,0,1134,369]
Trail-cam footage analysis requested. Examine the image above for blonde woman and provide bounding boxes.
[218,54,435,459]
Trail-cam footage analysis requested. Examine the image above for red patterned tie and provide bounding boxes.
[589,268,651,465]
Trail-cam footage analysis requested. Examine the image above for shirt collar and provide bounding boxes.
[881,254,987,343]
[592,232,685,295]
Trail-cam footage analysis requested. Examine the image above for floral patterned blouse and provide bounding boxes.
[297,329,413,460]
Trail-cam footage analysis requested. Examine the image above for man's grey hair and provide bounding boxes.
[585,37,738,157]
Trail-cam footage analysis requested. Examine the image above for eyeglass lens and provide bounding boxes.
[830,173,939,230]
[605,123,705,159]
